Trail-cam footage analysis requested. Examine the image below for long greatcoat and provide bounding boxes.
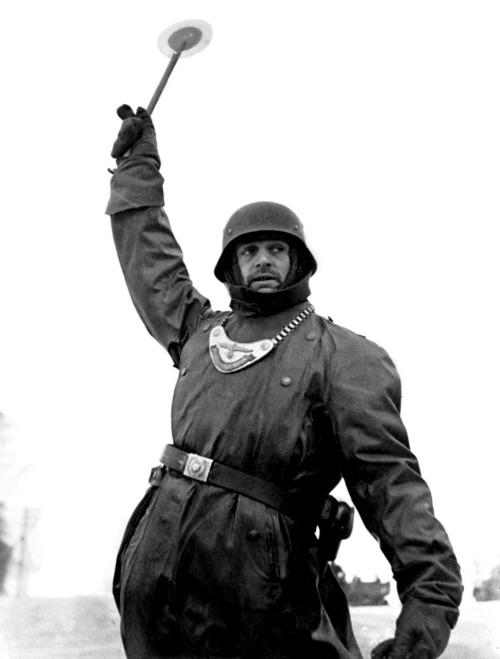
[106,158,462,659]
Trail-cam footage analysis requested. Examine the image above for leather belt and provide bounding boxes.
[159,444,290,514]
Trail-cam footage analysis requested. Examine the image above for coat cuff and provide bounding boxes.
[105,157,165,215]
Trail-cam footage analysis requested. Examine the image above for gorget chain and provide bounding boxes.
[209,305,314,373]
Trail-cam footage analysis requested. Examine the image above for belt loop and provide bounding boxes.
[149,465,165,487]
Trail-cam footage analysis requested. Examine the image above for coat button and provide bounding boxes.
[305,332,316,341]
[181,367,188,376]
[281,377,292,387]
[247,530,261,540]
[202,324,211,332]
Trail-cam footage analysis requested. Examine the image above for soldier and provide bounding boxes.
[106,106,462,659]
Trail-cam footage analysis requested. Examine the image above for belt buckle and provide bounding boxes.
[183,453,213,483]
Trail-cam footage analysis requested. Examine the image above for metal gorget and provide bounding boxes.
[209,305,314,373]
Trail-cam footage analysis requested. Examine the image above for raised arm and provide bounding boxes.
[105,106,212,366]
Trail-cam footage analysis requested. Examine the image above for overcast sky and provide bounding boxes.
[0,1,499,598]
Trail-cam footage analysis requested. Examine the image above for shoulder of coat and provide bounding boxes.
[311,312,393,359]
[314,313,367,341]
[198,308,231,333]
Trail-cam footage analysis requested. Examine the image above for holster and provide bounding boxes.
[318,495,354,565]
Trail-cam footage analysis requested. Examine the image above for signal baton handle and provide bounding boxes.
[146,42,186,115]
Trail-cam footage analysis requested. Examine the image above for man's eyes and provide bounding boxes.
[239,243,287,257]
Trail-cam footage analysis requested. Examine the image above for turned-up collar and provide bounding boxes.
[227,275,312,317]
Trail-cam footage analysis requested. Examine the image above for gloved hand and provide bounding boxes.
[110,105,160,166]
[371,599,453,659]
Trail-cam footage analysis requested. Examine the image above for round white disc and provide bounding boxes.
[158,19,213,58]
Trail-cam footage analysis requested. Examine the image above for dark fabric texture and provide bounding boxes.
[106,147,462,658]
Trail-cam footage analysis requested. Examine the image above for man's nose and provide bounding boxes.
[255,249,271,267]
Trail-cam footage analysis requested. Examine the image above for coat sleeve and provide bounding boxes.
[327,333,462,626]
[105,155,212,367]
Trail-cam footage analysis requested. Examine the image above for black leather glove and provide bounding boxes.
[110,105,160,166]
[371,600,453,659]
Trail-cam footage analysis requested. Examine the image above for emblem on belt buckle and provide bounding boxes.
[183,453,213,482]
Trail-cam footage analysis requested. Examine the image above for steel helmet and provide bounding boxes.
[214,201,317,282]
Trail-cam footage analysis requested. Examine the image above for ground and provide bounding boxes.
[0,597,498,658]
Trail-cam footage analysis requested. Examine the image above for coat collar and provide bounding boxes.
[227,275,312,317]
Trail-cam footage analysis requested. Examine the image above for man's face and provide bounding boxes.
[235,237,291,293]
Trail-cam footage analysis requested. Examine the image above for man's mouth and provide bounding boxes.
[248,274,281,291]
[251,274,278,283]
